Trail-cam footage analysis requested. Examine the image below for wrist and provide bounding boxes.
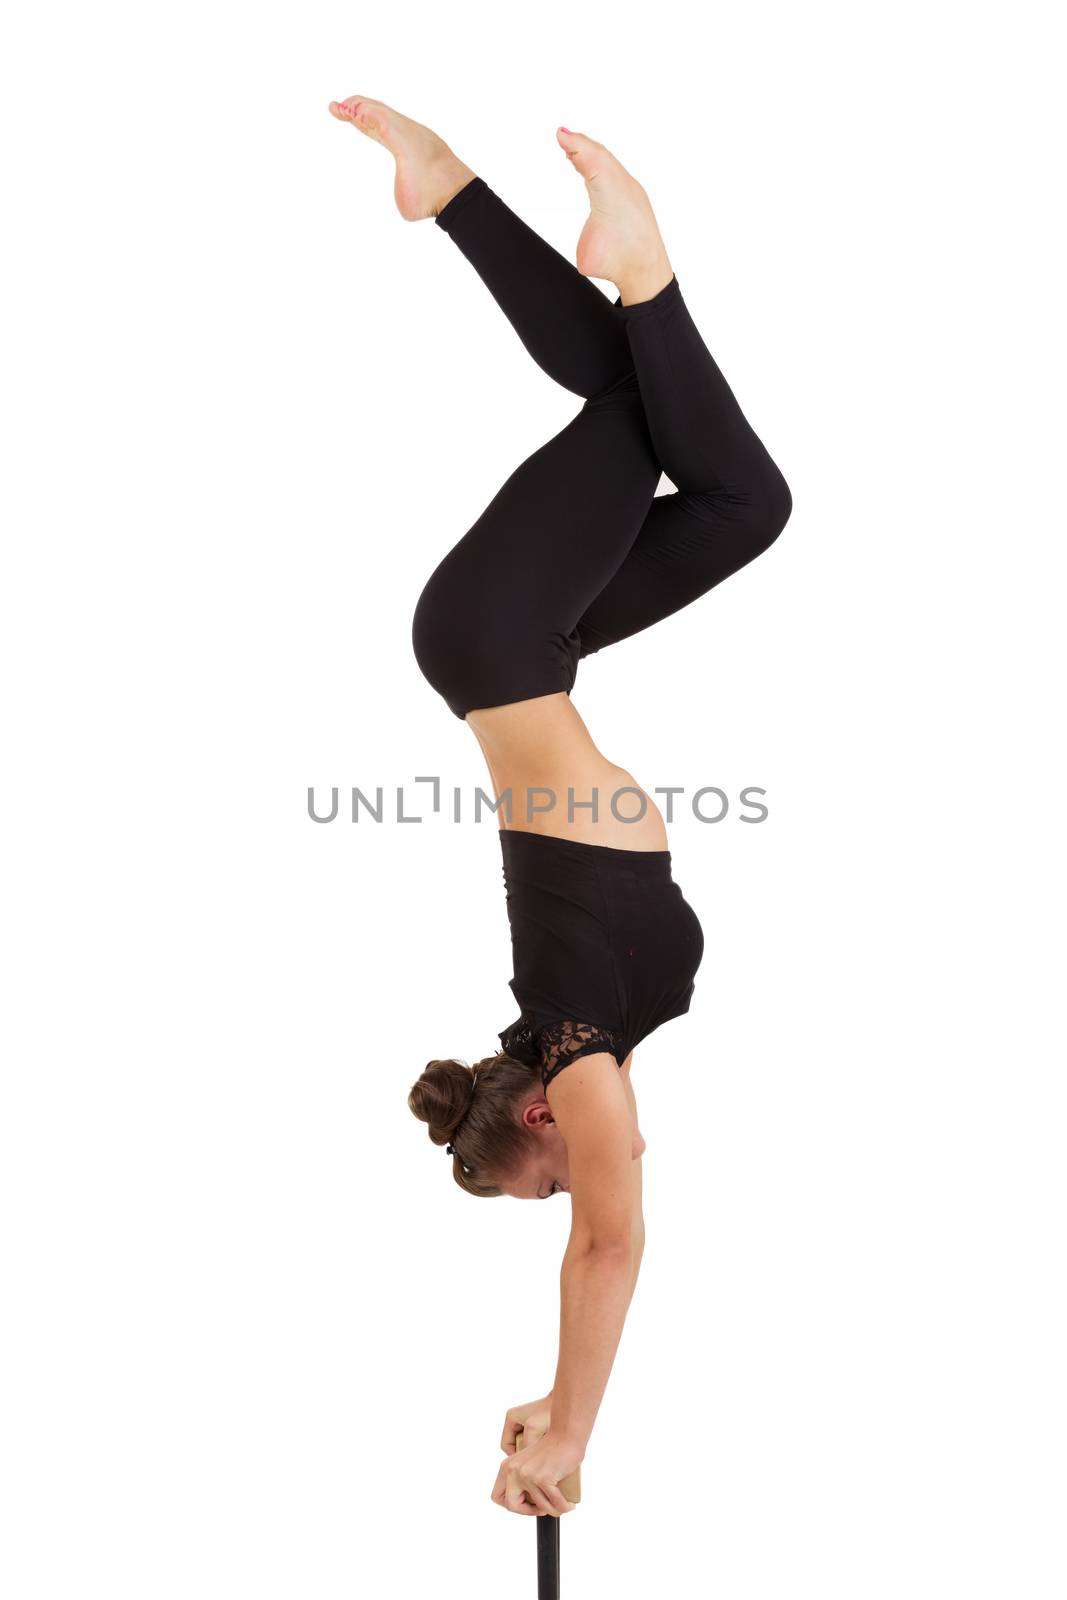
[547,1424,587,1458]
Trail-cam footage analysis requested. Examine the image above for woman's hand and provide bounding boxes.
[500,1392,554,1456]
[491,1429,583,1517]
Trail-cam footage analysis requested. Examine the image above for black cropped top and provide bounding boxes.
[495,829,705,1090]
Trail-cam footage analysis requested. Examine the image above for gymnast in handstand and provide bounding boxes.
[329,95,792,1517]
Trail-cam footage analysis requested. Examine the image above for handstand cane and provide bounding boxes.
[514,1426,582,1600]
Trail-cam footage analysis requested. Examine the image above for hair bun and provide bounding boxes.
[407,1049,541,1198]
[407,1057,477,1144]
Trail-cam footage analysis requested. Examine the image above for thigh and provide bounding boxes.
[574,485,786,659]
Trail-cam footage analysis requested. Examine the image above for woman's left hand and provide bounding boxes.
[490,1430,582,1517]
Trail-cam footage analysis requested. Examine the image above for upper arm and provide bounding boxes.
[619,1057,645,1246]
[546,1053,635,1254]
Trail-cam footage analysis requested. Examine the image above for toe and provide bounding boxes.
[556,129,602,181]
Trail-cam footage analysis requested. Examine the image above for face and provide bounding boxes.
[496,1093,645,1199]
[497,1113,572,1200]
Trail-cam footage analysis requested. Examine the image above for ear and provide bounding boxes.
[520,1096,555,1132]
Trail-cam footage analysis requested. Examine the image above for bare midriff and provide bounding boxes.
[465,691,668,851]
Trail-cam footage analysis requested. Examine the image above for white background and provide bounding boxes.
[2,2,1063,1595]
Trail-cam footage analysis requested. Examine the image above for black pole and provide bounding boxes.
[514,1423,578,1597]
[536,1511,561,1600]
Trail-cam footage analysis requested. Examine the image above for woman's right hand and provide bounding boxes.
[500,1392,554,1455]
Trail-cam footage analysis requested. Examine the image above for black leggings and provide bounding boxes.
[411,175,792,719]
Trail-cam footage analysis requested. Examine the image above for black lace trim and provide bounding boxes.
[498,1013,622,1089]
[498,1015,540,1067]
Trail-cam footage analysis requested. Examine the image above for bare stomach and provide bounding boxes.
[465,691,669,852]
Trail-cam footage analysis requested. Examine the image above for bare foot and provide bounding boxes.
[555,127,674,304]
[328,96,477,221]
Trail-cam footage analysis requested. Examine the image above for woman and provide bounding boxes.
[328,96,791,1516]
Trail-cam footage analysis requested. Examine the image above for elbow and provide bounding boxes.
[594,1237,635,1261]
[566,1232,635,1264]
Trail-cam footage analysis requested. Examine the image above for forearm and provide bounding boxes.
[544,1228,644,1412]
[549,1243,635,1451]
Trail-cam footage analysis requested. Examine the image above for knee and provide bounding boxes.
[745,456,792,553]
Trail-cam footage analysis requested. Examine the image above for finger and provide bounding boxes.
[505,1474,540,1516]
[500,1418,521,1453]
[521,1482,558,1517]
[507,1465,556,1518]
[543,1484,576,1516]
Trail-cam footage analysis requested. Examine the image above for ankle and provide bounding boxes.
[433,160,478,216]
[617,257,674,306]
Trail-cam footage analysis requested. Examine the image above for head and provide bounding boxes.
[408,1050,571,1199]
